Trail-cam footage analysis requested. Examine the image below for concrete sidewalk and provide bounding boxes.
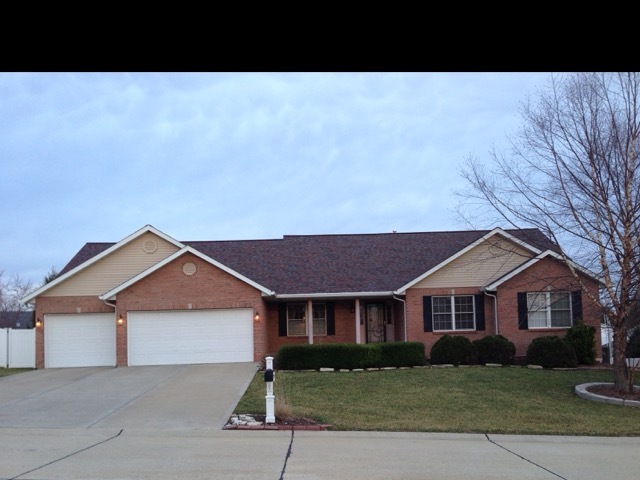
[1,428,638,479]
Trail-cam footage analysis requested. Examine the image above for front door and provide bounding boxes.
[366,303,386,343]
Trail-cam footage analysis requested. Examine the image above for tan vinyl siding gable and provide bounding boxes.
[43,233,181,297]
[413,238,535,289]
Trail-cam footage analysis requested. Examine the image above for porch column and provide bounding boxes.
[307,299,314,345]
[355,298,361,344]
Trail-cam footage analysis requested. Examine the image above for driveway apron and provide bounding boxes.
[0,363,258,429]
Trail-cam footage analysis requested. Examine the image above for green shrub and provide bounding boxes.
[526,336,577,368]
[430,335,477,366]
[375,342,426,368]
[626,329,640,357]
[564,321,596,365]
[275,342,425,370]
[472,335,516,365]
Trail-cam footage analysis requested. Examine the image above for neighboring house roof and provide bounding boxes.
[0,311,34,329]
[47,226,563,298]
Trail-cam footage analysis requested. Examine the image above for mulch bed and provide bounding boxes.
[586,384,640,401]
[252,414,322,427]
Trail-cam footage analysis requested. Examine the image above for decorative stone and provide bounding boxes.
[527,365,543,369]
[485,363,502,367]
[319,368,334,372]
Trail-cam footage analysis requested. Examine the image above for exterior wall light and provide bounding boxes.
[254,311,260,322]
[36,318,42,328]
[118,316,124,325]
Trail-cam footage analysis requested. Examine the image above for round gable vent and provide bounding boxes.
[183,262,197,276]
[143,239,158,253]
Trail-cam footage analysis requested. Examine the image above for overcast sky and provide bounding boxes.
[0,72,550,287]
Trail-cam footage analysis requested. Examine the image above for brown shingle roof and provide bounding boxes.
[59,229,559,295]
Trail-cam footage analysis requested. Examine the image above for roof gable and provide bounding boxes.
[100,246,275,300]
[483,250,603,291]
[395,228,544,293]
[21,225,183,304]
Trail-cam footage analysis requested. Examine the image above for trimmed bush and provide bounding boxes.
[275,342,425,370]
[473,335,516,365]
[564,321,596,365]
[526,336,577,368]
[430,335,477,366]
[375,342,425,368]
[627,329,640,357]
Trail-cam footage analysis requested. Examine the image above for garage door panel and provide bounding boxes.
[45,313,116,368]
[127,309,253,366]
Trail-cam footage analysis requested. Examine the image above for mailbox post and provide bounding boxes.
[264,356,275,424]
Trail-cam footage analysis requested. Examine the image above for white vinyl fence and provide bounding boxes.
[0,328,35,368]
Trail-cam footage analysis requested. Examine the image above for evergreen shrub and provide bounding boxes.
[526,336,577,368]
[564,321,596,365]
[429,335,477,366]
[472,335,516,365]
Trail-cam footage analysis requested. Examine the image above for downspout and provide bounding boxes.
[393,295,407,342]
[103,299,117,312]
[103,300,117,313]
[484,292,498,335]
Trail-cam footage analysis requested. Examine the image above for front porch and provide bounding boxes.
[266,296,407,354]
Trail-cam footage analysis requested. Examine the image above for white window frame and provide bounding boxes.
[312,303,327,336]
[287,302,307,336]
[432,295,476,332]
[287,302,328,337]
[526,291,572,329]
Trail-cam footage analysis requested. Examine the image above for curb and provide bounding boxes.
[575,382,640,407]
[223,423,332,431]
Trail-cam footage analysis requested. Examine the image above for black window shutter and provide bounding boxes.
[326,302,335,335]
[571,291,583,322]
[475,294,485,331]
[423,296,433,332]
[517,292,528,330]
[278,304,287,337]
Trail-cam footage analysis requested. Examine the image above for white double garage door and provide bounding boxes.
[44,309,254,368]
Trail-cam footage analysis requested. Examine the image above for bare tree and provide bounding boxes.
[459,72,640,393]
[0,270,34,316]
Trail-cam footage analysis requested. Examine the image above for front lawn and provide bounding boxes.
[0,368,33,378]
[235,367,640,436]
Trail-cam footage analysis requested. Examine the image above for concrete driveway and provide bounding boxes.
[0,363,259,430]
[1,364,639,479]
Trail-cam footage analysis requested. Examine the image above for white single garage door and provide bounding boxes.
[127,308,253,366]
[45,313,116,368]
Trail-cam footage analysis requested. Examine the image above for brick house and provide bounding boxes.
[21,225,602,368]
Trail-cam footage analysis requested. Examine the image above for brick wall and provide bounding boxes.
[266,300,358,356]
[116,252,267,365]
[405,257,602,361]
[406,286,490,359]
[495,257,601,358]
[34,253,268,367]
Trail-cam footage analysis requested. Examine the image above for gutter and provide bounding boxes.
[274,291,395,300]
